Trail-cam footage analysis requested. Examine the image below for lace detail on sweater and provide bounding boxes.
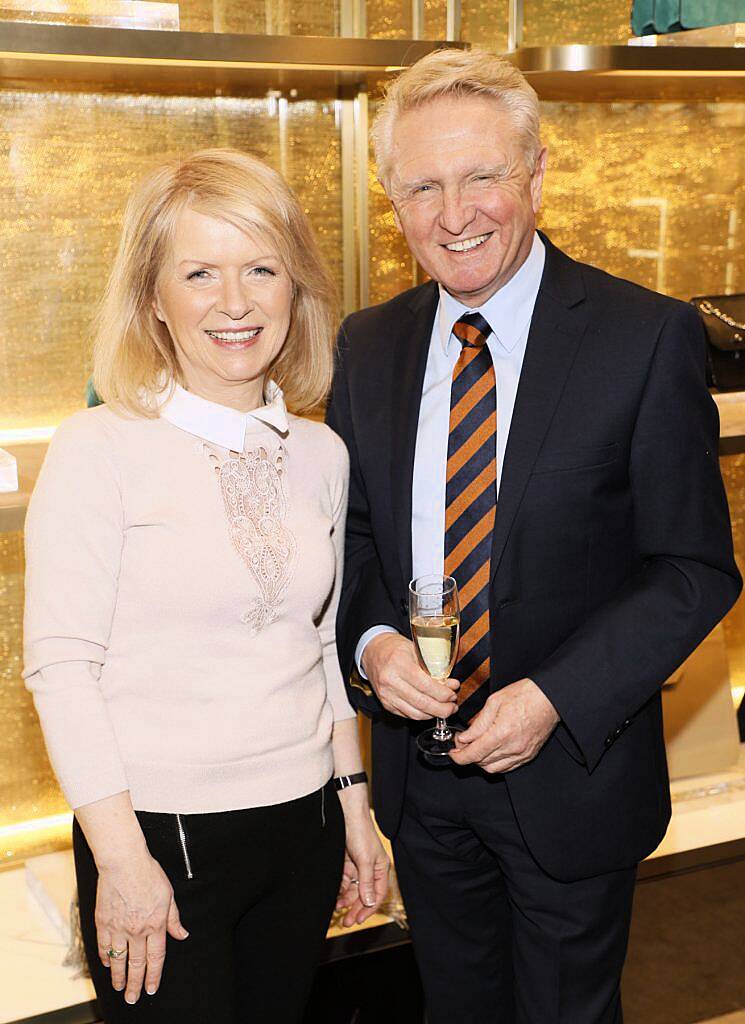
[207,444,296,634]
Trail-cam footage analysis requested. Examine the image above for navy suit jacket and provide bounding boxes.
[326,235,741,882]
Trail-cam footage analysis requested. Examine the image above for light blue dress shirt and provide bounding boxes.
[355,232,546,676]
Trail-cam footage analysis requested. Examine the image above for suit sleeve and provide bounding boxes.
[326,320,401,720]
[531,303,742,772]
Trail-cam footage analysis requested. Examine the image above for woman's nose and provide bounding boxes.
[217,277,254,320]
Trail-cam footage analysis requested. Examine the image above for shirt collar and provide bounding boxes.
[159,379,289,450]
[438,232,546,355]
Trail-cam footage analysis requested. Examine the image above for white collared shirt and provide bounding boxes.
[159,379,289,449]
[356,232,546,673]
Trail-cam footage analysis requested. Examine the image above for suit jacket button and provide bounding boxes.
[605,736,613,747]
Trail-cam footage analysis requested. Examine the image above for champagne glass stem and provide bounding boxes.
[432,717,452,742]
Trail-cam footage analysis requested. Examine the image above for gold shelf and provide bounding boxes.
[0,443,47,534]
[716,392,745,447]
[2,392,743,533]
[0,22,463,94]
[507,44,745,100]
[0,26,744,97]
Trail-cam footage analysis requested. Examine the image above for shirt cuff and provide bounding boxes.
[355,625,400,680]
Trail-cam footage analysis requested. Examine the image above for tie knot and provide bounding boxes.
[453,312,492,348]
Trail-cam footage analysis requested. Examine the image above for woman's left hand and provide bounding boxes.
[335,803,390,927]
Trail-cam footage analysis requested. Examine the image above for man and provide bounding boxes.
[327,48,741,1023]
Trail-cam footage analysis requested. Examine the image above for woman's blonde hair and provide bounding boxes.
[93,148,337,416]
[372,48,541,192]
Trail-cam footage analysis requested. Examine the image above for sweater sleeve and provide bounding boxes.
[318,430,356,722]
[23,412,130,809]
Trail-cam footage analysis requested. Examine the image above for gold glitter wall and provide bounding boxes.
[722,456,745,693]
[522,0,631,45]
[0,532,71,862]
[0,90,341,433]
[460,0,509,51]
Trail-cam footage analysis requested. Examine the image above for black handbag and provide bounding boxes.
[690,294,745,392]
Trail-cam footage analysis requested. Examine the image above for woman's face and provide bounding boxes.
[154,206,293,410]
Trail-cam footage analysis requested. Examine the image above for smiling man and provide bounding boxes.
[326,49,741,1024]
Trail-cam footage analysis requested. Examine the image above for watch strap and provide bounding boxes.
[333,771,368,791]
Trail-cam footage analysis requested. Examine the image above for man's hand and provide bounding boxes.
[361,633,459,720]
[450,678,559,773]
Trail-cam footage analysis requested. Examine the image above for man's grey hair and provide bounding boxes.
[372,48,542,193]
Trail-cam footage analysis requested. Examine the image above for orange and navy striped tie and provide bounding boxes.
[445,312,496,708]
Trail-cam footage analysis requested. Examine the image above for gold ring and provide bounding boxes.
[107,948,127,959]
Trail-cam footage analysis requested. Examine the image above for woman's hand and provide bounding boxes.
[94,850,189,1004]
[335,792,390,927]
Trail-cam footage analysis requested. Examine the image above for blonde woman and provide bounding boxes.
[24,149,389,1024]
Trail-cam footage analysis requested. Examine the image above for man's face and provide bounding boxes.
[388,95,547,306]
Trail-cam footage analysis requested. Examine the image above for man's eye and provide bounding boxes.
[413,185,433,195]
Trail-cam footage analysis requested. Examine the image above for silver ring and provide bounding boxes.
[107,948,127,959]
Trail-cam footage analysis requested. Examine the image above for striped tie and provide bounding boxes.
[445,312,496,708]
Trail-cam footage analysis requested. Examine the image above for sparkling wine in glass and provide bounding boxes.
[410,574,463,761]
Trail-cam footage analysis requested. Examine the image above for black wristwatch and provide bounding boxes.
[333,771,368,791]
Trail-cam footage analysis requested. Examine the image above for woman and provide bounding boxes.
[23,148,389,1023]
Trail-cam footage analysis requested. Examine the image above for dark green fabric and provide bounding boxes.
[631,0,655,34]
[85,379,103,408]
[681,0,744,28]
[632,0,744,34]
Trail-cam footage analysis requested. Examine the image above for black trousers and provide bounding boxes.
[73,781,345,1024]
[392,745,637,1024]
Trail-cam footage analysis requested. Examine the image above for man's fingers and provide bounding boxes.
[144,932,167,996]
[451,729,502,765]
[124,937,147,1005]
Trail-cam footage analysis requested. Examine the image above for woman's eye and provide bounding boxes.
[186,269,211,281]
[251,266,276,277]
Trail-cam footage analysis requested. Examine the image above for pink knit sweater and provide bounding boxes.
[23,387,355,813]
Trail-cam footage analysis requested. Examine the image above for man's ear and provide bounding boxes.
[530,146,548,215]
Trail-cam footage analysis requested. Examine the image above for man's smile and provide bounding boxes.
[443,232,493,253]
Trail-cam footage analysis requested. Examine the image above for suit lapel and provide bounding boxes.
[491,239,590,581]
[390,281,439,589]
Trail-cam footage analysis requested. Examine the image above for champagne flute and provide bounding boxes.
[410,574,462,761]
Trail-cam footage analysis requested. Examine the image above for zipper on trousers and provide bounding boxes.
[320,786,326,828]
[175,814,194,879]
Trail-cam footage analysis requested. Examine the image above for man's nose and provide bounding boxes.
[217,275,253,320]
[439,189,476,237]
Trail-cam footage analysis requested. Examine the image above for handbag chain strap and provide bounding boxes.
[699,299,745,334]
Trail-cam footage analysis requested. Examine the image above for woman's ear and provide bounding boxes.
[152,297,165,323]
